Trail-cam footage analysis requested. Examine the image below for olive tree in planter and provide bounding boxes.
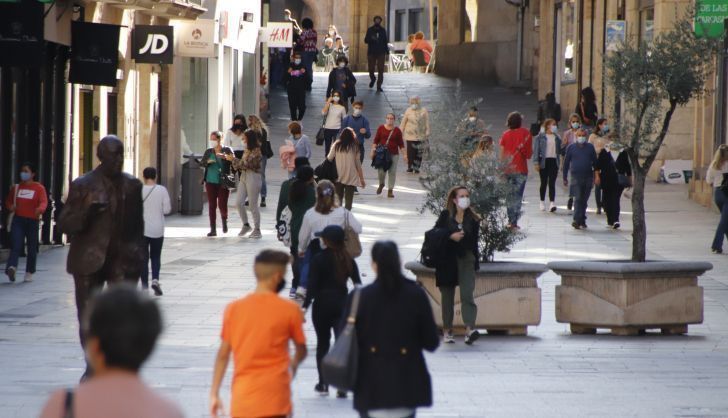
[405,104,546,336]
[549,11,716,335]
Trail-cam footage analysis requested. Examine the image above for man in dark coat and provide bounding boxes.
[57,135,145,376]
[364,15,389,92]
[285,51,308,121]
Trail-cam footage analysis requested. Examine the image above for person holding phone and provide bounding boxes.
[201,131,234,237]
[432,186,481,345]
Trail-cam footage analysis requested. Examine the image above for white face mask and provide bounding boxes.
[571,122,580,129]
[410,103,419,110]
[576,136,587,144]
[329,30,335,35]
[353,109,362,116]
[457,197,471,210]
[550,125,558,134]
[332,96,340,103]
[468,116,476,122]
[338,63,346,69]
[294,58,301,64]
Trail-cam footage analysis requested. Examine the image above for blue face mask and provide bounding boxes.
[20,172,32,182]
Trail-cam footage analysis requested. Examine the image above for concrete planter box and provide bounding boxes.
[405,261,546,336]
[548,261,713,335]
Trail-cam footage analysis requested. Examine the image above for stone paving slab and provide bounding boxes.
[1,73,728,417]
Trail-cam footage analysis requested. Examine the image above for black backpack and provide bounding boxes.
[420,227,448,268]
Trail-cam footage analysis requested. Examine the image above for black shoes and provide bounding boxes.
[712,248,723,254]
[376,88,384,93]
[314,383,329,396]
[222,219,228,234]
[336,390,347,399]
[207,229,217,237]
[369,79,375,88]
[6,267,16,282]
[464,329,480,345]
[567,198,573,211]
[260,198,266,207]
[376,184,384,195]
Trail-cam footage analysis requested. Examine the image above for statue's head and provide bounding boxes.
[97,135,124,178]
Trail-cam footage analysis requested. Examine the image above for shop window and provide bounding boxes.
[181,57,208,156]
[561,0,577,83]
[395,10,406,41]
[409,8,424,35]
[640,8,654,44]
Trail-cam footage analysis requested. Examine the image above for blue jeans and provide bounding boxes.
[6,216,39,274]
[141,236,164,288]
[506,174,528,225]
[571,175,594,225]
[712,188,728,251]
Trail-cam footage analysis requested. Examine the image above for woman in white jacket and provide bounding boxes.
[295,180,362,300]
[707,144,728,254]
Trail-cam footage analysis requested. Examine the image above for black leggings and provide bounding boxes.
[602,185,625,225]
[539,158,558,202]
[312,293,346,385]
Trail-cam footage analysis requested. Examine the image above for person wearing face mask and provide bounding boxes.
[327,55,357,112]
[433,186,481,345]
[318,37,336,72]
[561,114,583,211]
[288,121,312,161]
[563,128,600,229]
[321,90,348,156]
[285,52,307,121]
[302,225,361,397]
[371,113,406,198]
[400,96,430,173]
[334,36,349,61]
[342,101,371,164]
[295,18,318,91]
[4,163,48,283]
[533,118,563,212]
[201,131,234,237]
[596,141,632,229]
[223,115,247,157]
[364,16,389,92]
[458,106,487,144]
[499,111,533,229]
[210,250,307,418]
[226,130,264,239]
[589,118,609,215]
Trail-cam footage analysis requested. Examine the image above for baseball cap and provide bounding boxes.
[315,225,345,243]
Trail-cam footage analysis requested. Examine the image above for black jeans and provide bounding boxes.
[288,88,306,120]
[324,128,339,156]
[594,184,603,210]
[368,53,386,88]
[539,158,558,202]
[290,246,301,290]
[312,292,346,385]
[602,185,625,226]
[141,236,164,288]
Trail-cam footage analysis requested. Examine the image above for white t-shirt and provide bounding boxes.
[298,206,362,252]
[323,104,347,129]
[706,161,728,188]
[142,184,172,238]
[545,134,557,158]
[224,130,245,151]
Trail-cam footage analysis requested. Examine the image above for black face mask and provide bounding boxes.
[276,278,287,293]
[374,21,381,27]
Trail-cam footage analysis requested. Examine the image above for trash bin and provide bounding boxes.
[181,154,203,215]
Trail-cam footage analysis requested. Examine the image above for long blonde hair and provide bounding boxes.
[248,115,268,135]
[711,144,728,170]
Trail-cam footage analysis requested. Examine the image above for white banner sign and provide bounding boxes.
[259,22,293,48]
[174,19,216,58]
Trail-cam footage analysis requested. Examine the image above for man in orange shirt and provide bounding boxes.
[210,250,307,418]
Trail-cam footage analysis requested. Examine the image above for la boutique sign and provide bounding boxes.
[132,25,174,64]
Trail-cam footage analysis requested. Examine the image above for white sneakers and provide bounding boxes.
[549,202,557,212]
[23,273,33,283]
[539,201,546,211]
[238,225,252,237]
[541,201,557,212]
[443,330,455,344]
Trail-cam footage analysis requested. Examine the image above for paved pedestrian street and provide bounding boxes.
[2,74,728,417]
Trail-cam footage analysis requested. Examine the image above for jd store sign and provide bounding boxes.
[132,25,173,64]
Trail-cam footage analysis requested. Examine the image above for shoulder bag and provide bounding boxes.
[343,210,362,258]
[371,128,394,171]
[6,184,19,233]
[316,112,328,146]
[142,184,157,202]
[276,206,293,247]
[322,288,361,391]
[314,158,338,182]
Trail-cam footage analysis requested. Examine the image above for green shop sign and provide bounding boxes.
[696,0,728,38]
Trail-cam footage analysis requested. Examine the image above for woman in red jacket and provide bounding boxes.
[371,113,406,198]
[5,163,48,282]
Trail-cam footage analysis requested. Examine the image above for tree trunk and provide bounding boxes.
[631,170,648,262]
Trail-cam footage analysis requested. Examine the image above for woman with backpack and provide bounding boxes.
[371,113,405,198]
[433,186,481,345]
[302,224,361,398]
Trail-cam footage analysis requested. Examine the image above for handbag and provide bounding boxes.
[276,206,293,247]
[321,288,361,391]
[316,113,328,146]
[618,173,632,188]
[6,184,19,233]
[371,128,394,171]
[343,210,362,258]
[314,158,338,182]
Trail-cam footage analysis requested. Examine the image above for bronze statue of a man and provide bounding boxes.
[57,135,145,373]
